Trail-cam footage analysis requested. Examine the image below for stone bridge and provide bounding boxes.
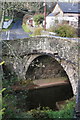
[2,36,79,95]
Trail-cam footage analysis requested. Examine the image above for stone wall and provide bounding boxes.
[2,36,78,63]
[2,36,79,95]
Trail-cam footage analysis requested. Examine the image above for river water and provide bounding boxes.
[15,77,73,111]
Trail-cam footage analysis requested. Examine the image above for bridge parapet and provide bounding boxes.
[2,36,78,64]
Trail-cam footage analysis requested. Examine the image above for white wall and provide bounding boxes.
[46,3,78,29]
[46,15,78,29]
[46,16,55,29]
[46,3,64,29]
[52,4,63,17]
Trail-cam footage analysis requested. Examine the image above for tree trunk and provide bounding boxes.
[0,3,5,31]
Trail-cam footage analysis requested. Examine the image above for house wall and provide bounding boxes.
[63,13,79,28]
[46,4,64,29]
[46,16,55,29]
[46,3,79,29]
[46,3,80,29]
[64,13,80,17]
[52,4,64,17]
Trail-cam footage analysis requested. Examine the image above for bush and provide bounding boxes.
[33,27,43,36]
[46,99,75,118]
[55,25,77,38]
[27,107,49,119]
[33,14,44,25]
[4,16,12,21]
[47,26,56,32]
[26,99,75,119]
[22,23,31,33]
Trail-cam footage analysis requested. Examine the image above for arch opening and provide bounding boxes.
[26,55,68,80]
[24,54,74,110]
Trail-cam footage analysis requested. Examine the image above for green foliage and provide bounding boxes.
[55,25,77,38]
[3,90,26,119]
[0,89,6,120]
[4,16,12,21]
[46,100,75,118]
[33,27,43,36]
[22,23,31,33]
[2,79,28,119]
[0,88,6,93]
[47,26,56,32]
[27,107,49,119]
[26,99,75,119]
[0,108,5,120]
[33,14,44,25]
[29,34,34,37]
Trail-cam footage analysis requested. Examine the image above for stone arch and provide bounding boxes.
[60,60,77,96]
[23,51,77,95]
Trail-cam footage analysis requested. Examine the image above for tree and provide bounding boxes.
[0,2,25,31]
[33,14,44,26]
[0,2,5,31]
[26,2,44,14]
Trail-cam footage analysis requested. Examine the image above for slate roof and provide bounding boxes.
[47,2,80,17]
[48,13,54,17]
[58,2,80,13]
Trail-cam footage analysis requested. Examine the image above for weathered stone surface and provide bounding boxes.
[1,36,79,95]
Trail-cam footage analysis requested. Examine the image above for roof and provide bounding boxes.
[48,13,54,17]
[58,2,80,13]
[47,2,80,17]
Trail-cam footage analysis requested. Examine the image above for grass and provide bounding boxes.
[29,34,34,37]
[22,23,44,36]
[33,27,43,36]
[22,23,31,33]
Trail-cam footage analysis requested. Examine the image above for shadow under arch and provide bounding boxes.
[24,52,74,96]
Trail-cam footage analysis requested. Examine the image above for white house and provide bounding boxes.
[46,2,80,29]
[27,17,35,27]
